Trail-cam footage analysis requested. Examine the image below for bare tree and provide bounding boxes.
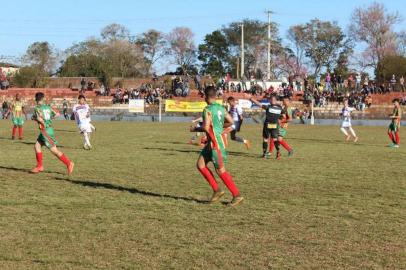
[349,2,402,70]
[167,27,196,71]
[287,25,307,77]
[136,29,169,75]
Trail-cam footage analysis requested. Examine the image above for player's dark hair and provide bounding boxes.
[78,95,86,100]
[35,92,45,102]
[227,96,235,102]
[392,98,400,103]
[204,86,217,99]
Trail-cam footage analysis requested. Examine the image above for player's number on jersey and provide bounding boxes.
[43,109,51,120]
[217,111,223,122]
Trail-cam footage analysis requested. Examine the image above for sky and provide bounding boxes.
[1,0,405,69]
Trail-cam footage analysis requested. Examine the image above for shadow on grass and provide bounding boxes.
[13,141,82,149]
[0,165,65,175]
[54,129,78,133]
[143,147,200,154]
[144,147,259,158]
[288,137,383,147]
[55,177,209,204]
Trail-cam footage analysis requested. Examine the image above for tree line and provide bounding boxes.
[12,2,406,88]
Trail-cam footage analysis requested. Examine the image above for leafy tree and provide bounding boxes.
[14,66,49,87]
[290,19,351,76]
[376,55,406,81]
[222,19,278,78]
[198,30,230,76]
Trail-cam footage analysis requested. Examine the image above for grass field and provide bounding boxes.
[0,119,405,270]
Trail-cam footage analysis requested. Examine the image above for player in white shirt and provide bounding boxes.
[73,95,95,150]
[340,99,358,142]
[223,97,251,149]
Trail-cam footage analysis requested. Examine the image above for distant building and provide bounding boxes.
[0,63,20,77]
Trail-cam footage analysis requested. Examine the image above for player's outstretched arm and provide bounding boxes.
[247,95,266,110]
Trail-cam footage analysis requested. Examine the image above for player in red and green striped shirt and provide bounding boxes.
[31,92,74,174]
[192,86,244,206]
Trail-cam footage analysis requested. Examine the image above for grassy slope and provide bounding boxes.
[0,120,405,270]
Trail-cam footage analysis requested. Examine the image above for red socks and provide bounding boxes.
[58,154,71,166]
[280,139,292,152]
[12,127,17,138]
[395,132,400,145]
[198,167,219,191]
[219,171,239,197]
[18,127,23,138]
[269,139,275,153]
[36,152,43,168]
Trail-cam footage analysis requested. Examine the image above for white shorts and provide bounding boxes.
[341,121,352,128]
[79,122,93,133]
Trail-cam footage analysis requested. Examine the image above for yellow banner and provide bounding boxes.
[165,100,223,112]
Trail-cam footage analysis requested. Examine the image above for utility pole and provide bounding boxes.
[240,23,244,80]
[266,10,273,81]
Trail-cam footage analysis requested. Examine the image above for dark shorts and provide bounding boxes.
[263,123,279,139]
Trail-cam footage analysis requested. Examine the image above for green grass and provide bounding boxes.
[0,120,405,270]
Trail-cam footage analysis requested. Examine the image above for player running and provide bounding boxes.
[31,92,74,174]
[73,95,95,150]
[249,94,283,159]
[223,97,251,149]
[340,99,358,142]
[193,86,244,206]
[276,97,294,155]
[5,93,27,140]
[388,98,402,148]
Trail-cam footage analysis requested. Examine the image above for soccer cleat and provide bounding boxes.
[11,136,15,140]
[67,162,75,175]
[229,196,244,207]
[19,137,23,140]
[276,152,281,160]
[393,144,400,148]
[30,166,44,174]
[288,150,294,157]
[244,140,251,150]
[354,137,359,143]
[263,152,271,159]
[210,189,225,203]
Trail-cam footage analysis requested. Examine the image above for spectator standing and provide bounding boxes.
[400,76,405,92]
[355,73,361,90]
[325,73,332,92]
[390,75,396,91]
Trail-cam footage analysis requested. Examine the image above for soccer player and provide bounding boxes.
[388,98,402,148]
[73,95,94,150]
[5,93,27,140]
[276,97,294,155]
[249,94,283,159]
[31,92,74,174]
[193,86,244,206]
[340,99,358,142]
[224,97,251,149]
[62,98,70,120]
